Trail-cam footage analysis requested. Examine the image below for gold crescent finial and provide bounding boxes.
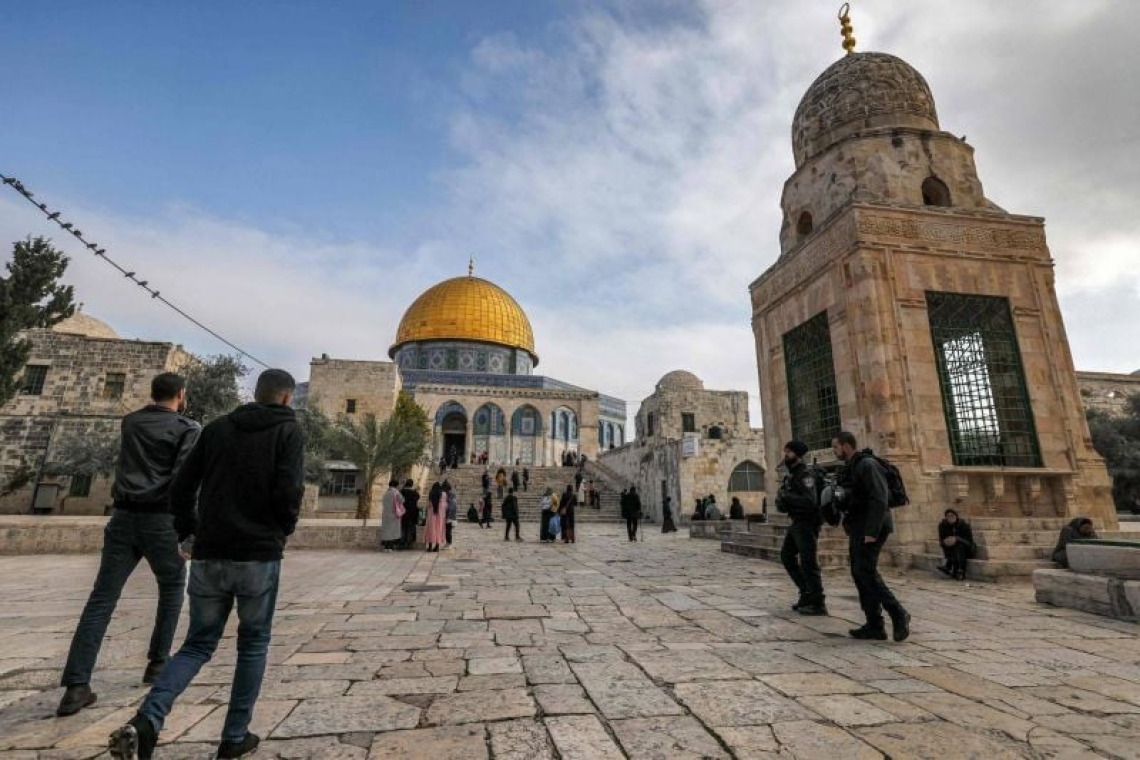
[838,3,856,56]
[468,255,475,277]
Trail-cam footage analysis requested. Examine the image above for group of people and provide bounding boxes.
[538,485,579,542]
[560,450,586,467]
[55,369,303,759]
[378,479,423,551]
[689,494,746,521]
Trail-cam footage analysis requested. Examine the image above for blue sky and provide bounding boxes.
[2,1,1137,424]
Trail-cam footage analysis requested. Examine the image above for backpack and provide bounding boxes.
[548,514,561,536]
[864,451,909,508]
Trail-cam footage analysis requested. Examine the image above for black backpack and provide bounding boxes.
[866,451,909,508]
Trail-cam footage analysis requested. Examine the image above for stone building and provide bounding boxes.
[0,314,193,515]
[599,370,766,524]
[305,271,627,513]
[748,41,1117,557]
[1076,370,1140,417]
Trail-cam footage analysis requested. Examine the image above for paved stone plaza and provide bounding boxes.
[2,525,1139,759]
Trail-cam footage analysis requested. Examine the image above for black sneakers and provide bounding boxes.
[56,684,97,716]
[890,609,912,642]
[798,603,829,616]
[141,660,166,685]
[217,732,261,758]
[108,714,157,759]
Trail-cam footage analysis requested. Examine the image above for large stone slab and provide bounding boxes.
[771,720,883,759]
[368,725,488,759]
[627,649,748,683]
[488,719,555,760]
[673,680,815,726]
[1068,541,1140,579]
[611,716,730,759]
[426,687,536,725]
[545,715,624,760]
[273,695,420,737]
[570,661,685,719]
[857,721,1031,759]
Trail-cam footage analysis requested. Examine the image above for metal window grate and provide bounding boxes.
[926,291,1041,467]
[103,372,126,400]
[21,365,48,395]
[783,312,840,451]
[728,461,765,491]
[681,413,696,433]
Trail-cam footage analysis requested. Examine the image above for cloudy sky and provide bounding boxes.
[2,0,1136,425]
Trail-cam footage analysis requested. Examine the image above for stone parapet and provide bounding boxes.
[1034,568,1140,620]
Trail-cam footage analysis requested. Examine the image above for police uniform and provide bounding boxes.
[776,460,826,611]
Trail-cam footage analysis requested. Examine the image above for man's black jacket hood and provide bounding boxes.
[171,402,304,561]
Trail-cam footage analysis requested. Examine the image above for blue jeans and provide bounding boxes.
[61,509,186,687]
[139,560,280,742]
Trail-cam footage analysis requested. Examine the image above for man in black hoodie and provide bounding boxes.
[110,369,303,760]
[57,373,200,718]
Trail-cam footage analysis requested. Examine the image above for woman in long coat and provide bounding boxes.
[539,488,554,542]
[561,485,577,544]
[379,480,403,551]
[424,482,446,552]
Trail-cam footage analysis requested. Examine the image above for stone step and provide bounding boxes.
[904,550,1057,581]
[720,540,851,569]
[921,540,1050,561]
[968,517,1069,531]
[973,529,1060,546]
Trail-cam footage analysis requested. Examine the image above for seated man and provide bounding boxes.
[1051,517,1096,568]
[936,509,974,580]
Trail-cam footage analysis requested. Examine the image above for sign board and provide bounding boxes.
[682,434,700,458]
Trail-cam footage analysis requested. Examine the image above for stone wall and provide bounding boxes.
[1077,370,1140,417]
[307,357,402,420]
[637,388,750,443]
[0,328,190,515]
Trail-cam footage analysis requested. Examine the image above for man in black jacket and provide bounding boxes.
[502,486,521,541]
[399,479,420,549]
[832,431,910,642]
[776,440,827,616]
[622,486,641,541]
[110,369,303,760]
[58,373,200,718]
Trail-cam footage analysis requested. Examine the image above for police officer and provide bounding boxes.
[831,431,910,642]
[776,440,827,616]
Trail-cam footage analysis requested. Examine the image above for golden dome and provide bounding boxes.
[390,276,537,362]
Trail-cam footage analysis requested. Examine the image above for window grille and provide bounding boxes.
[345,399,356,414]
[21,365,48,395]
[103,372,126,400]
[728,461,764,491]
[69,474,92,497]
[646,413,655,437]
[783,312,840,451]
[322,471,360,496]
[926,291,1041,467]
[681,413,696,433]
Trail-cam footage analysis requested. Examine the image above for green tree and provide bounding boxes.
[183,354,249,424]
[44,432,120,480]
[332,391,431,522]
[1088,394,1140,513]
[0,237,76,408]
[297,400,335,485]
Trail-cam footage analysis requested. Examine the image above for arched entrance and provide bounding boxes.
[435,402,468,464]
[473,402,506,463]
[511,405,542,465]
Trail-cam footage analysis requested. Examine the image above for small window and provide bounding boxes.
[922,176,951,207]
[103,372,126,400]
[728,461,765,492]
[681,413,696,433]
[796,210,813,238]
[69,474,92,498]
[21,365,48,395]
[708,425,724,440]
[322,471,359,496]
[345,399,357,414]
[646,413,655,437]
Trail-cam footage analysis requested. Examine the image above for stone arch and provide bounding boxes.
[796,210,813,238]
[728,460,765,492]
[434,401,468,463]
[922,176,951,207]
[473,402,507,463]
[510,404,542,465]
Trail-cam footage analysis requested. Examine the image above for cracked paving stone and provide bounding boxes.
[673,680,815,726]
[611,716,730,759]
[273,695,420,737]
[367,724,488,759]
[545,715,624,760]
[426,687,536,725]
[570,660,685,719]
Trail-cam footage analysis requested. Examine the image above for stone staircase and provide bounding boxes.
[427,465,627,523]
[720,514,1069,581]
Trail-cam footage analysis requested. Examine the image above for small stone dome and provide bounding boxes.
[51,312,118,340]
[656,370,704,392]
[792,52,939,167]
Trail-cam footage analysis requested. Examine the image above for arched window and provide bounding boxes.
[922,176,951,207]
[796,210,813,238]
[728,461,765,492]
[708,425,724,440]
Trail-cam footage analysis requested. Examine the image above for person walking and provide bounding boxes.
[399,480,420,549]
[522,466,529,492]
[502,487,521,541]
[511,469,521,493]
[622,486,642,542]
[57,373,201,718]
[108,369,303,760]
[561,484,577,544]
[445,484,458,549]
[495,468,507,499]
[380,480,403,552]
[661,496,677,533]
[481,468,491,495]
[424,482,446,552]
[776,440,827,616]
[480,490,494,528]
[831,432,911,642]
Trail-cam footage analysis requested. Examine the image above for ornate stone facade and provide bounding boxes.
[751,48,1116,558]
[0,315,192,515]
[600,371,766,523]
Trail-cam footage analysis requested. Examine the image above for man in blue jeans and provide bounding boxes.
[57,373,200,717]
[110,369,304,760]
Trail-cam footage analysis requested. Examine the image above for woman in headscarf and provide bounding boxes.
[379,479,403,552]
[561,484,577,544]
[1051,517,1096,568]
[729,497,745,520]
[936,508,974,580]
[661,496,677,533]
[445,484,458,549]
[424,481,446,552]
[539,487,556,542]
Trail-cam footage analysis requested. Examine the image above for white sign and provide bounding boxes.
[682,434,700,458]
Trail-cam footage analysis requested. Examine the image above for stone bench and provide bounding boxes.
[1034,539,1140,620]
